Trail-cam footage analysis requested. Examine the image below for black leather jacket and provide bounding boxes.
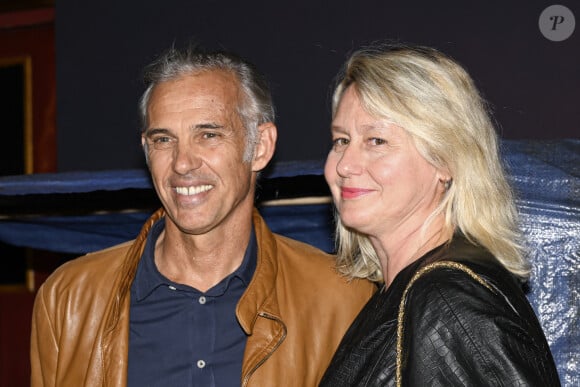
[320,235,561,386]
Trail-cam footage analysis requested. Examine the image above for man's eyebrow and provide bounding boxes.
[193,123,225,130]
[143,128,170,137]
[144,123,228,136]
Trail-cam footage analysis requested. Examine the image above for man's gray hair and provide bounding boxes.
[139,44,275,161]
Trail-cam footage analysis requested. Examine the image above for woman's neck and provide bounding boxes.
[371,217,453,287]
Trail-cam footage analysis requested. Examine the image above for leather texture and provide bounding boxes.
[320,235,561,387]
[30,208,376,387]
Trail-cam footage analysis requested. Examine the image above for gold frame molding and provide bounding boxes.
[0,56,33,174]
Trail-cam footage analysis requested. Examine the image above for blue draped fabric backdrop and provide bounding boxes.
[0,139,578,385]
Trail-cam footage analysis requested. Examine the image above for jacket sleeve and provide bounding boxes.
[30,284,58,387]
[401,268,560,387]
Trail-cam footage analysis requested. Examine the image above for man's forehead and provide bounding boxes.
[174,69,238,90]
[146,71,245,129]
[150,70,241,105]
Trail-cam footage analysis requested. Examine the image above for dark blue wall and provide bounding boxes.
[56,0,579,171]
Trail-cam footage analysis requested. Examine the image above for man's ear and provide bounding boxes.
[252,122,277,172]
[141,135,151,166]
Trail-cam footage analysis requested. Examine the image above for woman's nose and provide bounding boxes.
[336,143,363,177]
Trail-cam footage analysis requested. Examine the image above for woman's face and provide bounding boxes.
[325,86,447,239]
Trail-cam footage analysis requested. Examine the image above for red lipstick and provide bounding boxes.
[341,187,372,199]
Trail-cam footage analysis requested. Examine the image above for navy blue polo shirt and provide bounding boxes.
[128,218,257,387]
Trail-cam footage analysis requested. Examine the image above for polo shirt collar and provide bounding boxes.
[133,217,257,301]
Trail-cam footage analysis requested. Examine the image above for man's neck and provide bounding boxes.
[154,216,253,292]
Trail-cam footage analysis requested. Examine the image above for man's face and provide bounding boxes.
[142,70,257,236]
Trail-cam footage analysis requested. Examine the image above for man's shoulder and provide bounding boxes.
[272,233,375,293]
[41,240,134,292]
[253,209,334,263]
[272,233,334,264]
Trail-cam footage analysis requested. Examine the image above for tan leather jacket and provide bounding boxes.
[31,208,376,386]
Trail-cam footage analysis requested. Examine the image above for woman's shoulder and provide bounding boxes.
[401,233,541,332]
[400,243,560,386]
[405,259,505,317]
[408,243,525,316]
[418,234,523,292]
[402,243,548,355]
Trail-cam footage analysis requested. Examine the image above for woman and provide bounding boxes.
[319,44,560,386]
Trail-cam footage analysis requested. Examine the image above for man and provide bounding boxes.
[30,45,375,386]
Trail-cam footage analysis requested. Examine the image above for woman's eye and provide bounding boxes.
[369,137,386,145]
[332,138,349,147]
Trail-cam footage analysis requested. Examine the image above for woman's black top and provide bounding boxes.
[320,235,561,386]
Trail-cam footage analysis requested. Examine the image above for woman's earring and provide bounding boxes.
[444,179,453,191]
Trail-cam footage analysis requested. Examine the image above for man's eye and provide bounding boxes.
[202,132,220,140]
[149,136,175,150]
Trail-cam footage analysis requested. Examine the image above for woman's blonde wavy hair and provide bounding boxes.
[331,43,529,283]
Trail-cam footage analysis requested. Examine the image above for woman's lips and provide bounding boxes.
[340,187,372,199]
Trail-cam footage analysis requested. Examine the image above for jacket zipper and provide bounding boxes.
[241,311,287,387]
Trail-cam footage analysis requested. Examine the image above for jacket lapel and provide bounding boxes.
[100,209,164,385]
[238,210,287,385]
